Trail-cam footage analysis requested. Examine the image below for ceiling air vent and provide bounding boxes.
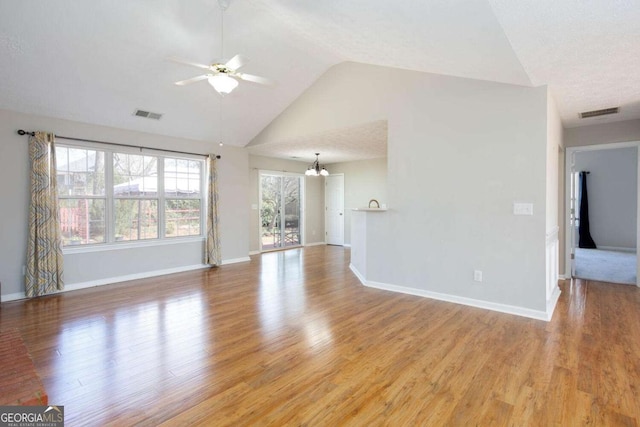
[579,107,619,119]
[134,109,163,120]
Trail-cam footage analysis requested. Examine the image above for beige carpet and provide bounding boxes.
[575,248,637,285]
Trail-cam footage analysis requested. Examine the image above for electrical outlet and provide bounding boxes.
[473,270,483,282]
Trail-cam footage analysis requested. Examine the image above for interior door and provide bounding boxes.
[325,174,344,245]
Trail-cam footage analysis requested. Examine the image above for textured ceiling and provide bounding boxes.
[0,0,339,147]
[257,0,531,86]
[488,0,640,128]
[247,120,387,164]
[1,0,639,162]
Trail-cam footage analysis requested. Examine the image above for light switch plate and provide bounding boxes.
[513,202,533,215]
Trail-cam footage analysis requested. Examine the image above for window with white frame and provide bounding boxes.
[55,142,204,247]
[164,158,202,238]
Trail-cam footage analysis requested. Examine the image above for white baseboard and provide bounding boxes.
[597,246,636,253]
[305,242,326,247]
[343,244,352,248]
[0,260,253,303]
[349,264,366,283]
[64,264,211,294]
[349,264,555,322]
[221,257,251,265]
[546,286,561,318]
[2,291,27,303]
[250,244,323,255]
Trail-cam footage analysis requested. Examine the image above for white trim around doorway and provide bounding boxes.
[564,140,640,287]
[258,169,306,253]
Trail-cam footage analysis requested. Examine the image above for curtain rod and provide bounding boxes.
[16,130,220,159]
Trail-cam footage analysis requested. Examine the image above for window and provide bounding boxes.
[259,171,303,250]
[113,153,159,241]
[56,143,204,247]
[56,146,106,245]
[164,158,202,237]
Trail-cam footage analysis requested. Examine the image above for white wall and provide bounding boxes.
[547,91,564,233]
[546,91,564,289]
[248,155,325,252]
[565,119,640,147]
[0,108,250,300]
[326,158,387,245]
[251,62,550,314]
[574,147,638,249]
[558,148,566,275]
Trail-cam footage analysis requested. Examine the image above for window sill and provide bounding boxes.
[62,236,205,255]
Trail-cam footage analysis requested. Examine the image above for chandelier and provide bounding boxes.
[305,153,329,176]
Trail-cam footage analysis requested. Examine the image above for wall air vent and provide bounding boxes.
[134,109,163,120]
[579,107,619,119]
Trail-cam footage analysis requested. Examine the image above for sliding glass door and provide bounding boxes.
[260,172,303,250]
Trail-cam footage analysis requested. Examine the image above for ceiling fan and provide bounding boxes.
[170,54,274,95]
[170,0,274,95]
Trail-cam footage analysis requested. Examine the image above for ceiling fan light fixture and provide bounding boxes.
[208,74,238,94]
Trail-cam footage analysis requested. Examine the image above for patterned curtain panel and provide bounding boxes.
[25,132,64,297]
[204,155,221,266]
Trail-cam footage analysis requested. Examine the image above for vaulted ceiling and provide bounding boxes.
[1,0,638,163]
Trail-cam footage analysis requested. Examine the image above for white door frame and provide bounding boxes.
[258,169,305,252]
[325,173,345,246]
[564,141,640,287]
[569,156,577,278]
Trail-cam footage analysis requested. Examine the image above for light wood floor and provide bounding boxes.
[1,245,639,426]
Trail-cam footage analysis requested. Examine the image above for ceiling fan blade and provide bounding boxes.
[225,54,249,71]
[237,73,275,86]
[174,75,209,86]
[167,56,212,71]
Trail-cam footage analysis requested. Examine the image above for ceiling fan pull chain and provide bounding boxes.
[220,1,225,60]
[170,0,273,94]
